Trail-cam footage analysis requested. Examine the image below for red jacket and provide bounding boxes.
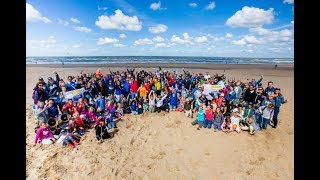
[130,81,138,93]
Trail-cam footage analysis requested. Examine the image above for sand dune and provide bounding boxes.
[26,65,294,180]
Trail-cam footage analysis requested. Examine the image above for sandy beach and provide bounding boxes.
[26,64,294,180]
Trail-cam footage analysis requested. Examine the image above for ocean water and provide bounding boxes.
[26,56,294,65]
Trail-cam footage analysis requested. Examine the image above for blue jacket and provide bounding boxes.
[122,81,130,93]
[130,103,137,111]
[170,91,178,106]
[274,94,286,108]
[95,97,106,110]
[265,87,275,95]
[226,91,236,102]
[197,109,205,121]
[261,98,275,106]
[47,105,59,118]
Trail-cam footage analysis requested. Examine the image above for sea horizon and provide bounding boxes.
[26,56,294,65]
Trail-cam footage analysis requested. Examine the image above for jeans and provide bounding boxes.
[169,105,176,111]
[106,121,115,130]
[131,92,137,100]
[261,118,270,129]
[213,122,222,130]
[273,107,280,127]
[203,120,213,129]
[191,120,204,128]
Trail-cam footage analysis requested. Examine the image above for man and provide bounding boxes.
[244,84,257,104]
[204,72,211,81]
[272,88,289,128]
[265,81,276,96]
[259,102,274,130]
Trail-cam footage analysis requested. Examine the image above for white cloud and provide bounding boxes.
[170,33,194,45]
[27,36,56,49]
[97,37,119,45]
[226,6,274,28]
[58,19,69,26]
[114,43,125,47]
[149,24,168,34]
[98,6,108,10]
[170,35,185,44]
[72,44,81,48]
[249,27,271,35]
[134,38,153,46]
[74,26,92,33]
[243,35,261,44]
[95,10,142,31]
[153,36,165,42]
[214,37,225,41]
[232,39,247,45]
[269,47,281,53]
[195,36,208,43]
[189,3,197,8]
[291,20,294,26]
[205,2,216,10]
[283,0,294,4]
[231,35,262,45]
[155,43,167,48]
[150,1,166,11]
[249,27,293,43]
[26,3,51,23]
[225,33,233,38]
[119,34,127,38]
[70,17,80,23]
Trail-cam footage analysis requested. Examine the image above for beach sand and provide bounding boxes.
[26,64,294,180]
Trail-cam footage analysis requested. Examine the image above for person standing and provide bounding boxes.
[272,88,289,128]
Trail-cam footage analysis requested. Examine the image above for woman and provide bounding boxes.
[225,85,236,104]
[272,88,289,128]
[32,82,48,105]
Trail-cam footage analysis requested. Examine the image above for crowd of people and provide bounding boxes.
[32,67,289,148]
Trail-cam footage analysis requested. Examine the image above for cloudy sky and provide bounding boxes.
[26,0,294,57]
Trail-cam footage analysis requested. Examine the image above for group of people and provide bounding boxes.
[32,67,289,148]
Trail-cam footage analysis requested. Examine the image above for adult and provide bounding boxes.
[272,88,289,128]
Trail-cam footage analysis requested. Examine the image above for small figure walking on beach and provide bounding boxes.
[275,64,278,69]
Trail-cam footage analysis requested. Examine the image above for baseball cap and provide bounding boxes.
[233,108,239,113]
[48,77,53,81]
[38,77,44,81]
[248,102,253,105]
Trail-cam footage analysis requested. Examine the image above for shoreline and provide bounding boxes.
[26,63,294,70]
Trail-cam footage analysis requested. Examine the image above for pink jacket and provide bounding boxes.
[87,111,96,122]
[34,127,54,144]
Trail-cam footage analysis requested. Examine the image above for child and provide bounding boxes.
[130,99,138,115]
[33,122,55,146]
[176,96,185,112]
[137,98,144,114]
[148,90,156,113]
[240,117,257,135]
[169,88,178,111]
[191,106,205,130]
[104,109,115,130]
[203,105,214,129]
[230,111,241,133]
[115,103,124,118]
[143,98,149,113]
[137,84,148,99]
[213,107,224,132]
[221,116,232,133]
[95,119,112,143]
[184,98,193,118]
[87,107,96,123]
[61,127,80,149]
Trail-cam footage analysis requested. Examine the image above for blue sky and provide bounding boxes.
[26,0,294,57]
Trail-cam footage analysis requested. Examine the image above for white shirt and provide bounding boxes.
[204,74,211,80]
